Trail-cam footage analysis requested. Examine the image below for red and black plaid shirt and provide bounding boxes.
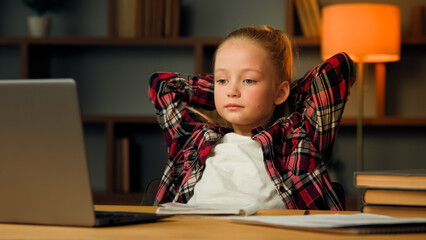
[148,52,355,210]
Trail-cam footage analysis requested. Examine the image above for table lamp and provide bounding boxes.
[321,3,401,171]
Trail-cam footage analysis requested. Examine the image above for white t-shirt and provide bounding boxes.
[187,132,285,209]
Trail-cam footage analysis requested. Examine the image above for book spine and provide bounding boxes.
[121,137,130,193]
[363,188,426,206]
[302,0,318,37]
[115,138,123,192]
[116,0,137,38]
[135,0,144,38]
[138,0,180,38]
[294,0,312,37]
[152,0,165,37]
[308,0,321,37]
[163,0,172,37]
[144,0,152,37]
[354,171,426,190]
[171,0,180,37]
[115,137,130,193]
[410,5,425,38]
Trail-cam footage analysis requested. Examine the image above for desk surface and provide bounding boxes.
[0,205,425,240]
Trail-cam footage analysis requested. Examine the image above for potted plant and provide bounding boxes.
[22,0,63,37]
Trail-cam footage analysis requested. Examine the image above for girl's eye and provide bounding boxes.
[216,79,227,85]
[243,79,256,84]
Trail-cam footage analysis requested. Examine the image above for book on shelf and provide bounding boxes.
[409,5,425,37]
[152,0,165,37]
[293,0,321,38]
[162,0,181,37]
[294,0,312,37]
[362,205,426,218]
[116,0,181,38]
[115,137,130,193]
[171,0,180,37]
[143,0,152,37]
[231,213,426,235]
[354,169,426,190]
[302,0,318,37]
[307,0,321,37]
[144,0,180,38]
[362,189,426,207]
[135,0,144,38]
[116,0,137,38]
[163,0,173,37]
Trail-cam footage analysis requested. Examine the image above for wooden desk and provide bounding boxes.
[0,205,425,240]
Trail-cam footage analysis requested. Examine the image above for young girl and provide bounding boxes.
[148,25,355,210]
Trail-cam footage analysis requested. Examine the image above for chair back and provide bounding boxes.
[141,178,161,206]
[331,182,346,210]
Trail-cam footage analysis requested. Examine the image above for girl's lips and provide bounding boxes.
[225,103,243,110]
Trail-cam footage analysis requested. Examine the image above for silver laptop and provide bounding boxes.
[0,79,168,227]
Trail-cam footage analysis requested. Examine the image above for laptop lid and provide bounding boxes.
[0,79,96,227]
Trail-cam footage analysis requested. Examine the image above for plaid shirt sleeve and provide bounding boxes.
[257,52,355,210]
[148,72,215,146]
[148,72,216,203]
[290,52,355,160]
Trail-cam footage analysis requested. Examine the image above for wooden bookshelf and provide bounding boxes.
[1,0,425,204]
[0,36,223,46]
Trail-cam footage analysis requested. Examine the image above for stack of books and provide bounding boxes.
[354,169,426,218]
[116,0,180,38]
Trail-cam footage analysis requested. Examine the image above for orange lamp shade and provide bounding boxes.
[321,3,401,63]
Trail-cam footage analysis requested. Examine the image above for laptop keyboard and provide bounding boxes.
[95,211,151,218]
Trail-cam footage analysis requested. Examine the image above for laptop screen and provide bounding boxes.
[0,79,96,226]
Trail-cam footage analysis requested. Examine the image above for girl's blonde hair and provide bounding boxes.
[217,25,293,86]
[190,25,294,127]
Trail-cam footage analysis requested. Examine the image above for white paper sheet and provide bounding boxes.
[232,213,426,228]
[156,202,259,216]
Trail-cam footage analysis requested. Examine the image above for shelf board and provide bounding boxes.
[401,36,426,45]
[290,36,426,47]
[292,37,320,46]
[341,117,426,126]
[0,36,223,46]
[2,36,424,48]
[82,115,158,124]
[82,115,426,126]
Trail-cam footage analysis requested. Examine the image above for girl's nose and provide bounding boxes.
[227,82,240,97]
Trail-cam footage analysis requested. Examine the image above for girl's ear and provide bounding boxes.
[274,81,290,105]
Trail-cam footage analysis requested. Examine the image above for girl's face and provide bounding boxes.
[214,38,289,136]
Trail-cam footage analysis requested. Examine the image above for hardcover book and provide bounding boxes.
[362,205,426,218]
[363,189,426,206]
[354,169,426,190]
